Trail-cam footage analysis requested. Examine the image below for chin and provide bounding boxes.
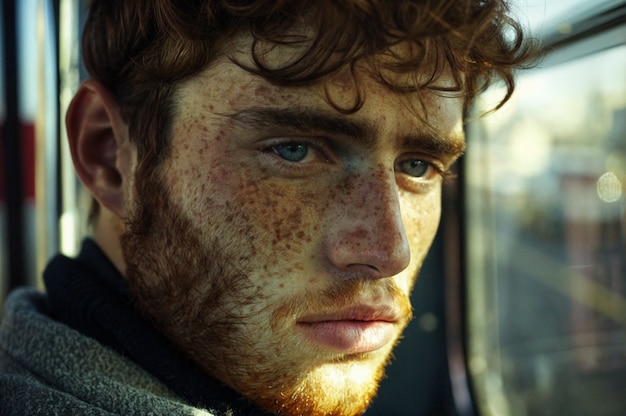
[250,350,389,416]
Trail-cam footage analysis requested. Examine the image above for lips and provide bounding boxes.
[297,305,403,354]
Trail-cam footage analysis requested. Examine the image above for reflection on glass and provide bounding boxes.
[466,44,626,416]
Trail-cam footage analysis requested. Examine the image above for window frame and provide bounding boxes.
[444,3,626,415]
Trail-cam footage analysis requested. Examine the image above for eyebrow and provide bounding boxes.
[226,107,373,142]
[224,107,465,158]
[401,131,466,159]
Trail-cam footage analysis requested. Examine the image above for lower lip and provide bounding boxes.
[298,320,396,354]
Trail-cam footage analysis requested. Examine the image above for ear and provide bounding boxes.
[66,80,133,219]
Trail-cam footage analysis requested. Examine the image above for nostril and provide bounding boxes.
[325,225,411,279]
[344,263,383,278]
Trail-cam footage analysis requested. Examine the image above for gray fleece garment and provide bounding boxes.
[0,288,218,416]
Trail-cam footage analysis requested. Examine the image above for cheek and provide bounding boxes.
[394,195,441,294]
[182,161,322,277]
[235,181,321,261]
[402,191,442,261]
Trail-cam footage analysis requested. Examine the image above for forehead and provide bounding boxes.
[173,29,463,117]
[175,56,464,137]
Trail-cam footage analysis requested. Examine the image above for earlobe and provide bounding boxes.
[66,80,132,219]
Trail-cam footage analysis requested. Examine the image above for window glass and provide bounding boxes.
[466,41,626,416]
[513,0,620,34]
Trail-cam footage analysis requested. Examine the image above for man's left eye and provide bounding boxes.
[271,143,309,162]
[398,159,434,178]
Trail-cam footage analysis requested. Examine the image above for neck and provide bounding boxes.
[92,208,127,277]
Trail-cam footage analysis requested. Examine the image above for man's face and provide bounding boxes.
[121,44,464,415]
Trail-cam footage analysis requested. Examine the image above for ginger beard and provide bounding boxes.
[120,165,415,416]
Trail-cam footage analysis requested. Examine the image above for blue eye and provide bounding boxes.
[271,143,309,162]
[399,159,431,178]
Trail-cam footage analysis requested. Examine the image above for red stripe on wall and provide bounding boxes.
[0,122,37,203]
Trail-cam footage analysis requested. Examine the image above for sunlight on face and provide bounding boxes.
[122,39,464,416]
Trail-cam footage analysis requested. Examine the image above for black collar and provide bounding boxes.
[44,239,272,416]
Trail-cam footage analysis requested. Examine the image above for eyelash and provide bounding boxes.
[261,139,332,171]
[260,138,455,187]
[394,158,454,193]
[401,158,454,180]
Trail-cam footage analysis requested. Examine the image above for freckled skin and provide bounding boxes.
[121,50,464,416]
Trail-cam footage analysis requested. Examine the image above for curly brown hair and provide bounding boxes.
[82,0,536,219]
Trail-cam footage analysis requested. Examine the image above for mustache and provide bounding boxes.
[271,277,413,330]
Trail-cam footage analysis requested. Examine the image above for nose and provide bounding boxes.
[324,167,411,279]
